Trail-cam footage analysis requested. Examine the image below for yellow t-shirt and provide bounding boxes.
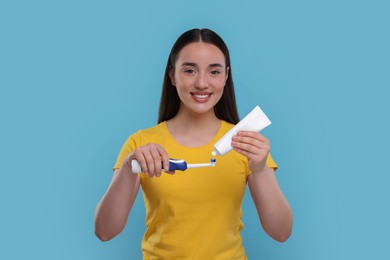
[114,121,277,260]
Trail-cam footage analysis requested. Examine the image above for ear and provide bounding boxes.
[169,68,176,86]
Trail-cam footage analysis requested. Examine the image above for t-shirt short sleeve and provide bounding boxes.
[266,153,278,171]
[113,131,141,170]
[243,152,278,176]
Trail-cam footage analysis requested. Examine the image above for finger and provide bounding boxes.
[140,144,161,177]
[133,149,149,175]
[232,140,261,155]
[232,135,270,157]
[232,135,263,149]
[237,131,269,143]
[149,144,163,177]
[233,145,269,166]
[143,150,156,177]
[156,144,170,172]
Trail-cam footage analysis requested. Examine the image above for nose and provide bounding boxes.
[195,72,209,89]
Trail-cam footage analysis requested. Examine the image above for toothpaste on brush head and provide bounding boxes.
[212,106,271,156]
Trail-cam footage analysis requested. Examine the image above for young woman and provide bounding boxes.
[95,28,292,259]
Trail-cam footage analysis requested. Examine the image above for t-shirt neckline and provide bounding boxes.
[161,120,227,150]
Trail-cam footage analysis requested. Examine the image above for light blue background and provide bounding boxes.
[1,0,389,259]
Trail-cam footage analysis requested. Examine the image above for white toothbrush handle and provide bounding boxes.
[131,160,142,174]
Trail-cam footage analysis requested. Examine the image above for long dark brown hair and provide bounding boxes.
[158,28,239,124]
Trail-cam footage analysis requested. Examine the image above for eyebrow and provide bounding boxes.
[180,62,224,68]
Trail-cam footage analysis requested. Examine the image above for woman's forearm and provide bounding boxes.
[94,161,140,241]
[248,167,293,242]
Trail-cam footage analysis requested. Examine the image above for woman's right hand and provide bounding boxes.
[124,143,173,177]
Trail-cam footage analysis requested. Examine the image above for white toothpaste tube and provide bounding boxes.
[211,106,271,156]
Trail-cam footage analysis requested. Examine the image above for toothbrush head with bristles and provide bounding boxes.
[210,158,216,167]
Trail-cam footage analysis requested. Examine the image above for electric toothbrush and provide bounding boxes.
[131,158,216,174]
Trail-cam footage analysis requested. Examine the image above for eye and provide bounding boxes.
[184,69,195,74]
[210,70,221,75]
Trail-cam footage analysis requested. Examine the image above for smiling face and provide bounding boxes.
[170,42,229,117]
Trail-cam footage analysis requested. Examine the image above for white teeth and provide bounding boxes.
[194,94,209,99]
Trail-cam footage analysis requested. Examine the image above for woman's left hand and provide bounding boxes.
[232,131,270,173]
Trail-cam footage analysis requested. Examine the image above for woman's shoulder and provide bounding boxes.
[138,122,165,134]
[127,122,166,142]
[221,120,236,132]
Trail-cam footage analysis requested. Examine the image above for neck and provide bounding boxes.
[165,106,222,148]
[169,107,220,130]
